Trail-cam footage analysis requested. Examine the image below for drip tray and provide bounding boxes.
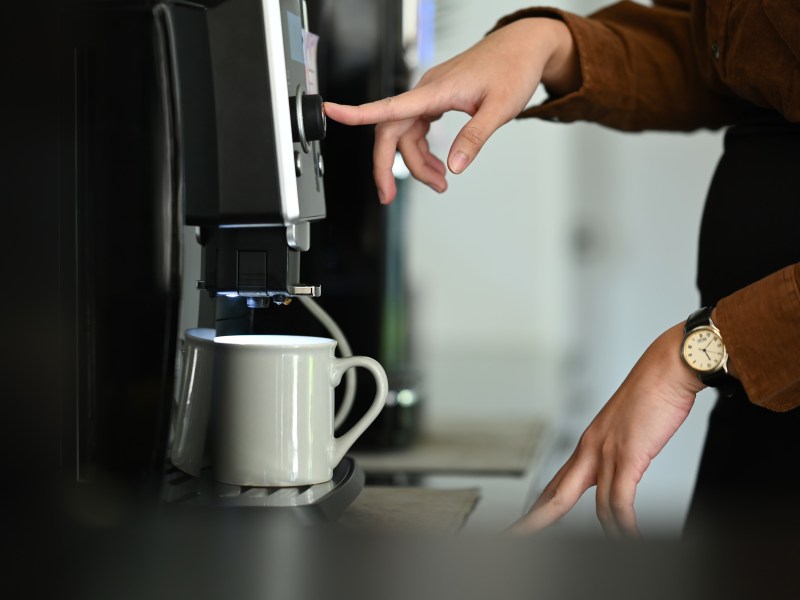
[163,457,364,523]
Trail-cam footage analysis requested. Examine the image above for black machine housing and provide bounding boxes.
[157,0,327,302]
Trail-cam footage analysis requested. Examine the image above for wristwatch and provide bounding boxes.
[680,306,737,396]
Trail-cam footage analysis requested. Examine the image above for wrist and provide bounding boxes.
[538,19,581,96]
[498,18,580,97]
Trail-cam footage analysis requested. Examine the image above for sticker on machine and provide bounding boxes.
[303,30,320,94]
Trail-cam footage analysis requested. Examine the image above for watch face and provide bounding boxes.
[682,327,725,372]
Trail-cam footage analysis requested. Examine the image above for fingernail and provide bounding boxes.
[449,151,469,174]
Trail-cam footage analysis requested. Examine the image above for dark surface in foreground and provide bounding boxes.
[8,493,800,600]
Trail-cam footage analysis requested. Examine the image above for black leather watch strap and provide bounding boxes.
[685,305,714,332]
[700,369,739,396]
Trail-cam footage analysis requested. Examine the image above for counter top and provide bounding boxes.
[341,486,481,534]
[351,419,550,477]
[348,418,555,533]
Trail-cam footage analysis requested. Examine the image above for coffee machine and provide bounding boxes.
[157,0,325,310]
[6,0,421,526]
[167,0,424,465]
[154,0,376,518]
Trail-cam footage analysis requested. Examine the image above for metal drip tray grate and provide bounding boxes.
[163,457,364,522]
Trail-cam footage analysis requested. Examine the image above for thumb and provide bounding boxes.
[447,104,507,174]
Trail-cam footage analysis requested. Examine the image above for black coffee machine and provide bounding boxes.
[5,0,420,518]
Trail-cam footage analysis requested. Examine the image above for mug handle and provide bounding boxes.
[330,356,388,467]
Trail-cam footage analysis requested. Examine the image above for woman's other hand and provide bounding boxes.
[510,323,706,537]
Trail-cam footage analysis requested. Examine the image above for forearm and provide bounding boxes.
[492,4,752,132]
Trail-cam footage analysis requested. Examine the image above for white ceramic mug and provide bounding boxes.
[211,335,388,487]
[170,328,215,477]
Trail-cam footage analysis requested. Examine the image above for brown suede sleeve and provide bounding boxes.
[715,264,800,412]
[490,2,751,131]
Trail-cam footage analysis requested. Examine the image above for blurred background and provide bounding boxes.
[401,0,723,536]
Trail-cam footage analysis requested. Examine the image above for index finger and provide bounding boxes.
[510,456,596,535]
[324,89,435,126]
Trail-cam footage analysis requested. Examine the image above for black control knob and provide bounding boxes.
[289,89,326,152]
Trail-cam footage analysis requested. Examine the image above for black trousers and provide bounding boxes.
[683,111,800,538]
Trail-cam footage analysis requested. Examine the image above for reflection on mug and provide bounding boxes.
[170,328,215,477]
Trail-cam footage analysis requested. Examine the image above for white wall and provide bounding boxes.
[407,2,581,428]
[406,0,723,535]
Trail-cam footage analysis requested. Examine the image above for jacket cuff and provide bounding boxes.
[488,7,636,128]
[715,263,800,412]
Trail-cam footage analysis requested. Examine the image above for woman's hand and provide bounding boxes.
[510,322,707,537]
[323,18,580,204]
